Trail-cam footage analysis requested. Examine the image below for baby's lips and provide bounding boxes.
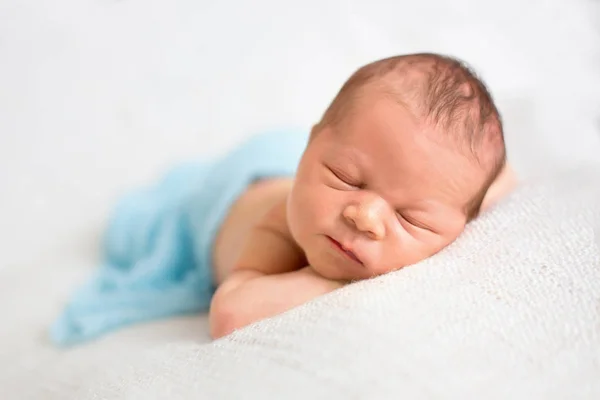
[336,239,367,266]
[341,245,363,265]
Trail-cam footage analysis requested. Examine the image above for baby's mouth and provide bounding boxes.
[327,236,364,265]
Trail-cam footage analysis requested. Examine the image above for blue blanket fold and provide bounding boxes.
[51,130,308,346]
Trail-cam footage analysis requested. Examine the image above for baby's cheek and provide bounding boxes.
[301,186,327,220]
[288,183,326,235]
[310,191,334,217]
[442,223,468,247]
[287,187,310,235]
[421,233,459,260]
[380,230,431,270]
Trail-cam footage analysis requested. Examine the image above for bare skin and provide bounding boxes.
[212,178,295,286]
[210,165,516,339]
[214,164,517,286]
[209,100,517,339]
[209,178,338,339]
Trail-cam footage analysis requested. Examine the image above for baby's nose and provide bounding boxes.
[343,202,385,240]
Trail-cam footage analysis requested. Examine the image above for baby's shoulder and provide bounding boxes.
[248,178,293,229]
[232,179,306,275]
[254,185,297,248]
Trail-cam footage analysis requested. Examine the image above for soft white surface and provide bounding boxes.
[96,169,600,400]
[13,167,600,399]
[1,0,599,397]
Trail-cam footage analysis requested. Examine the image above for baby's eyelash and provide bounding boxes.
[326,166,363,188]
[397,212,434,232]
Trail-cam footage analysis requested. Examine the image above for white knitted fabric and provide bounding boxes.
[2,1,600,398]
[33,167,596,400]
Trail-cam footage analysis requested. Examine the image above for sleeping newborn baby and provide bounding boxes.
[51,52,517,346]
[208,53,516,338]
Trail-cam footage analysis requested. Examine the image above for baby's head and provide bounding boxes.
[287,53,507,281]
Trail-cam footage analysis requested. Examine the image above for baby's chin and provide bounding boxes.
[309,258,379,282]
[310,251,429,281]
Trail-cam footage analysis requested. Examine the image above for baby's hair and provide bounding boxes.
[317,53,507,219]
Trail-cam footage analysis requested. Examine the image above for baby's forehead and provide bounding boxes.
[338,93,459,152]
[317,53,504,213]
[345,89,491,170]
[329,127,484,188]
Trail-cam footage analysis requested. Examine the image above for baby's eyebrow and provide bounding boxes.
[327,150,368,177]
[331,147,364,165]
[403,201,459,216]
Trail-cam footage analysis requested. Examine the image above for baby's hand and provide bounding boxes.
[480,164,517,212]
[209,266,345,339]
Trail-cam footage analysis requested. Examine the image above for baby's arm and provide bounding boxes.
[480,163,518,212]
[209,198,343,339]
[209,266,343,339]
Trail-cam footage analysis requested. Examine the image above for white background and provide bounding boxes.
[1,0,599,274]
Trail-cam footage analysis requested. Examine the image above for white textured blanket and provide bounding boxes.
[2,1,600,398]
[71,167,600,399]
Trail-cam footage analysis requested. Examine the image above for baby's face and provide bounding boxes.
[287,97,487,281]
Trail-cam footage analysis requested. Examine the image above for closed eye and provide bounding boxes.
[397,212,436,233]
[326,165,363,189]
